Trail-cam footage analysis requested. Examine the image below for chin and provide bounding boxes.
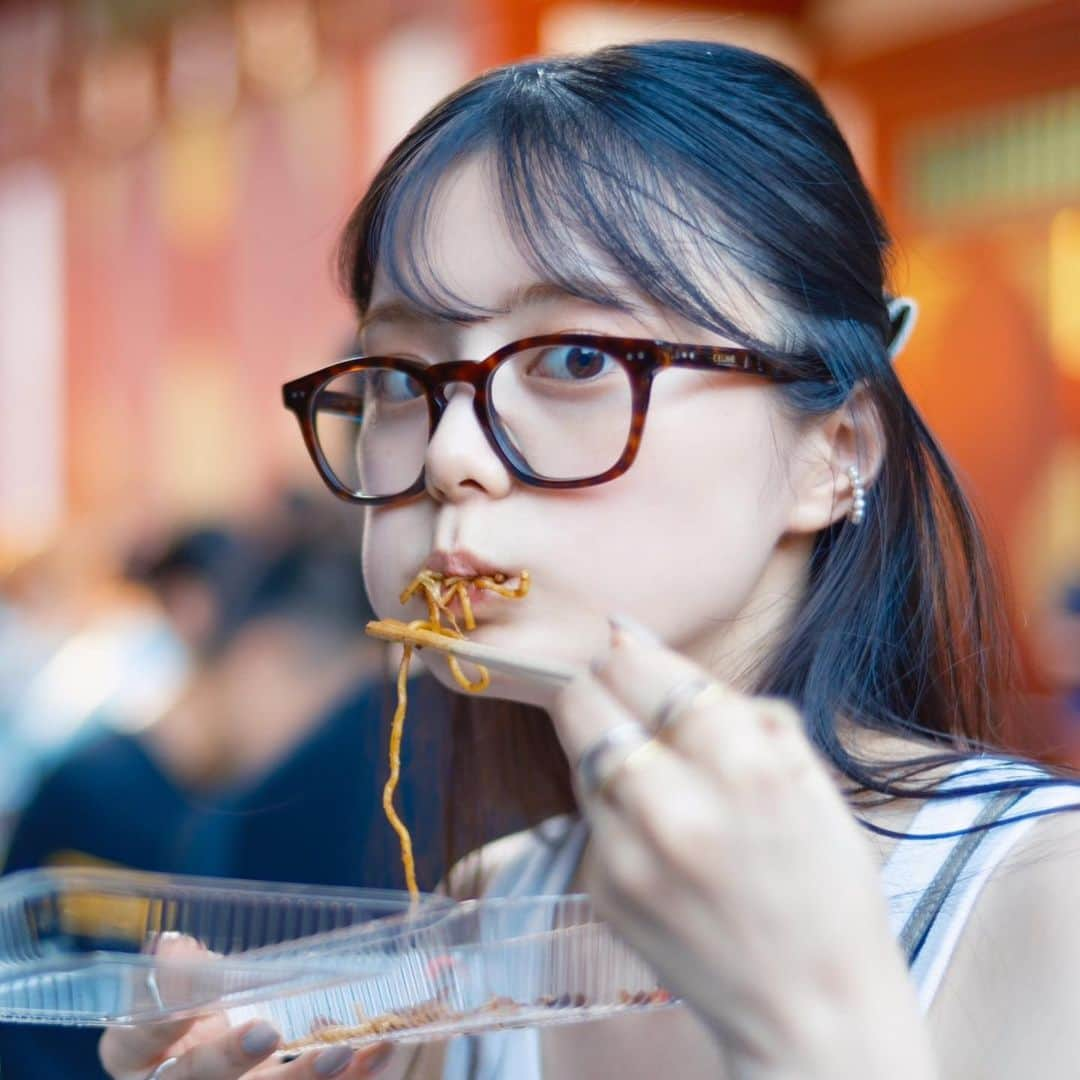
[477,607,605,662]
[424,612,603,712]
[408,647,556,710]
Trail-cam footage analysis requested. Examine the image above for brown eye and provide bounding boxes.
[371,368,424,403]
[526,345,616,382]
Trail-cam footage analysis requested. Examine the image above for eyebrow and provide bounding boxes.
[359,279,641,331]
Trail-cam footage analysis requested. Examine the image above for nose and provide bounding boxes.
[424,382,513,503]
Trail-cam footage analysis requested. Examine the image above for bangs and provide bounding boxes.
[339,43,889,389]
[344,70,791,358]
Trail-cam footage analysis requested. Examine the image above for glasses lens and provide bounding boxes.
[489,342,633,480]
[313,365,428,498]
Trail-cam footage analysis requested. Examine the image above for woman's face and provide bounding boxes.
[361,157,821,708]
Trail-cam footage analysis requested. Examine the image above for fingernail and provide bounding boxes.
[315,1045,355,1076]
[149,930,187,954]
[609,613,663,647]
[241,1021,280,1056]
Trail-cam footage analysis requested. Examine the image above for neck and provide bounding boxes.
[679,532,812,693]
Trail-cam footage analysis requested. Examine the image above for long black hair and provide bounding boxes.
[340,39,1077,878]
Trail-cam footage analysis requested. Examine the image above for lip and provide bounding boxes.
[424,549,511,580]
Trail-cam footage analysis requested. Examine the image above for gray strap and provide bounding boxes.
[899,788,1027,965]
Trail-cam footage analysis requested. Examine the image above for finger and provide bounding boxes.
[100,1017,200,1075]
[574,619,757,784]
[592,614,748,735]
[348,1044,394,1076]
[551,662,722,809]
[666,693,812,790]
[551,663,642,766]
[144,1019,281,1079]
[594,617,816,780]
[148,932,212,958]
[149,934,230,1013]
[267,1042,393,1078]
[554,663,729,854]
[584,788,667,907]
[584,771,727,927]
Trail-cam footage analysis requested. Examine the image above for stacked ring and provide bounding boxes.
[575,721,651,801]
[594,738,667,801]
[651,675,726,735]
[575,676,727,800]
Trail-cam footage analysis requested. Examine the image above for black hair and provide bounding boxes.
[339,39,1078,865]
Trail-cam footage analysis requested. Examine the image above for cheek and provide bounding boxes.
[568,385,792,633]
[361,504,429,619]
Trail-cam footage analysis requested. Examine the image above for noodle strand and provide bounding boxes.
[382,570,530,898]
[382,643,418,897]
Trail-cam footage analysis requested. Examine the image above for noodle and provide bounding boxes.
[380,570,530,898]
[382,643,418,896]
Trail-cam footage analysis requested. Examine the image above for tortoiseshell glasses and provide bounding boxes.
[282,332,796,507]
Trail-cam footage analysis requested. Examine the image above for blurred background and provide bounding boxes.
[0,0,1076,1075]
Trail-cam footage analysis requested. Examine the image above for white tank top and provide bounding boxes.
[442,755,1078,1080]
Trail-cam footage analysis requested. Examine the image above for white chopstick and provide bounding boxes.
[365,619,578,685]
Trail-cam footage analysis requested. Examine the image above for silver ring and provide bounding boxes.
[146,1057,180,1079]
[596,738,666,801]
[652,676,725,734]
[575,721,650,800]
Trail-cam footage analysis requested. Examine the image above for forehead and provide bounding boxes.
[362,152,776,346]
[368,176,516,321]
[366,155,629,319]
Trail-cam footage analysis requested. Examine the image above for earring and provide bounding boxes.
[847,465,866,525]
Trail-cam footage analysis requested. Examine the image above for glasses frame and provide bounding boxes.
[282,332,800,506]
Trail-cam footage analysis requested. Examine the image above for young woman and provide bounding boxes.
[101,40,1080,1080]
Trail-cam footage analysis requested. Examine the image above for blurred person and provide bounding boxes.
[0,542,188,861]
[0,497,463,1080]
[103,39,1080,1080]
[118,510,388,792]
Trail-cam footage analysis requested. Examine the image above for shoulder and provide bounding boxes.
[441,814,577,900]
[441,828,538,900]
[970,798,1080,938]
[969,802,1080,940]
[929,802,1080,1076]
[28,733,145,805]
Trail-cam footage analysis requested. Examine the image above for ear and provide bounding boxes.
[783,382,886,535]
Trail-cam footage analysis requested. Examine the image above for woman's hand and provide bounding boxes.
[551,616,938,1080]
[98,937,393,1080]
[99,1017,391,1080]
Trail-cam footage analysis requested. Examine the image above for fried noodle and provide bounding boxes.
[383,570,530,898]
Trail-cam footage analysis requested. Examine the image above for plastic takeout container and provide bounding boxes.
[227,894,676,1055]
[0,870,675,1047]
[0,867,452,1026]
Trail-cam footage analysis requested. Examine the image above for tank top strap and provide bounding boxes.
[880,756,1077,1010]
[486,814,589,899]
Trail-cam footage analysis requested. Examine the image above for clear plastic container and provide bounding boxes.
[227,895,676,1055]
[0,867,452,1026]
[0,870,674,1046]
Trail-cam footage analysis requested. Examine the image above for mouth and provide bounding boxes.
[424,550,522,589]
[411,551,528,624]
